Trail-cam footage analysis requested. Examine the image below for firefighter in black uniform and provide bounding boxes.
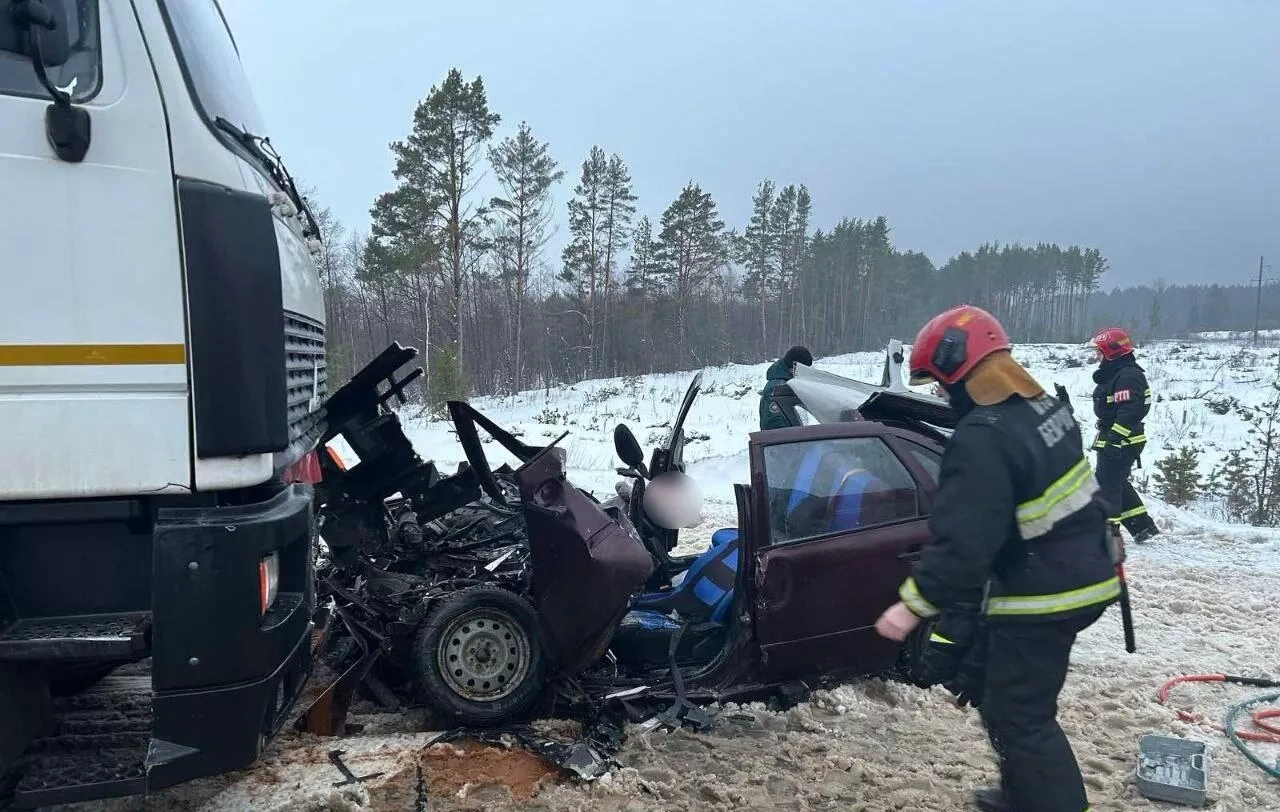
[1089,327,1160,543]
[876,305,1120,812]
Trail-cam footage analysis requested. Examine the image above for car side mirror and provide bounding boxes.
[2,0,72,67]
[613,424,647,474]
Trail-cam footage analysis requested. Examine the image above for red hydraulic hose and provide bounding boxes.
[1253,708,1280,736]
[1158,674,1280,744]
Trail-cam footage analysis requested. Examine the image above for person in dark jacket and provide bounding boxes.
[759,345,813,430]
[876,305,1118,812]
[1089,327,1160,543]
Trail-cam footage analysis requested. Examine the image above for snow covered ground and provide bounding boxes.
[61,338,1280,812]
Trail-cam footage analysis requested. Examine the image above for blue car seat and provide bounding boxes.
[709,527,739,547]
[629,532,741,624]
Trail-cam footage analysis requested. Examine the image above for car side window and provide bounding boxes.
[762,437,920,545]
[903,443,942,486]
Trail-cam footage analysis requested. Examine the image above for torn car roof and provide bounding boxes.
[785,351,958,431]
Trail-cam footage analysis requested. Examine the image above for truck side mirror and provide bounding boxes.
[2,0,72,67]
[613,424,647,474]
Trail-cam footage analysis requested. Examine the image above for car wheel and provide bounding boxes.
[411,585,546,726]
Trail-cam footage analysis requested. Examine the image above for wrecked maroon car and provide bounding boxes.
[305,343,958,741]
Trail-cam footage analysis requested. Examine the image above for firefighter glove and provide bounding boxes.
[1054,383,1072,412]
[912,607,981,688]
[943,625,989,709]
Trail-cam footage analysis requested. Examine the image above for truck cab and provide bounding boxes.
[0,1,325,806]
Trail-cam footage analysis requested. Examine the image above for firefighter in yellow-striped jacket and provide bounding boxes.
[1089,327,1160,543]
[876,305,1119,812]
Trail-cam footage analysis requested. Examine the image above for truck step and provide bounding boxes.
[9,671,153,808]
[0,612,150,661]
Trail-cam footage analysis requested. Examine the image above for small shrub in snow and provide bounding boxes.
[1153,446,1202,507]
[1162,404,1208,445]
[533,407,569,424]
[1228,352,1252,370]
[583,385,622,405]
[1205,394,1237,416]
[1209,381,1280,526]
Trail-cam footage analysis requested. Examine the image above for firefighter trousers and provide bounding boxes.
[1094,446,1157,538]
[980,609,1105,812]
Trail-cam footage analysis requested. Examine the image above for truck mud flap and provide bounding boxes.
[295,609,380,737]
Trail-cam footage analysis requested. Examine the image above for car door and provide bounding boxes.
[749,423,934,681]
[650,371,702,476]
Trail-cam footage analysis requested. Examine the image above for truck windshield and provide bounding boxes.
[160,0,267,138]
[0,0,100,102]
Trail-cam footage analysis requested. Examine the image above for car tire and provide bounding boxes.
[411,585,546,726]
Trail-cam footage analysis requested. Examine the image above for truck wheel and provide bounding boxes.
[411,585,546,726]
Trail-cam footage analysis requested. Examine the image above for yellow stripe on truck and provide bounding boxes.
[0,344,186,366]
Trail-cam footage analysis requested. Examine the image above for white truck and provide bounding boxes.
[0,1,327,806]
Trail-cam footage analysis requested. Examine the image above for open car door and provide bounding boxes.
[650,371,703,476]
[748,422,935,681]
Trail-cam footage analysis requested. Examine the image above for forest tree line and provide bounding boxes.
[311,68,1268,405]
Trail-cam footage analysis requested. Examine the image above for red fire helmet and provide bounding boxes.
[1089,327,1133,361]
[909,305,1012,386]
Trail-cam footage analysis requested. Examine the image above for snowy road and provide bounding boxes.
[57,524,1280,811]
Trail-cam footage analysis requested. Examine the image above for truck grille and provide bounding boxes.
[284,313,326,441]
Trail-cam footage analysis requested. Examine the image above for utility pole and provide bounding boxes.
[1254,255,1265,347]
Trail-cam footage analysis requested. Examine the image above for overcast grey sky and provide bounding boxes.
[219,0,1279,288]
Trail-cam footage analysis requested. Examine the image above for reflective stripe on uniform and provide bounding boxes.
[1111,423,1132,437]
[1117,505,1148,521]
[1096,434,1146,449]
[986,576,1122,617]
[899,577,940,618]
[1014,458,1100,540]
[929,632,953,644]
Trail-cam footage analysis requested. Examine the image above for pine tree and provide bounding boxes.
[1205,284,1228,330]
[786,185,812,341]
[598,154,637,375]
[769,185,797,345]
[737,180,777,350]
[1212,450,1256,524]
[1149,278,1169,340]
[1152,445,1202,507]
[561,147,608,376]
[488,122,563,392]
[625,217,657,366]
[653,182,727,363]
[1211,383,1280,526]
[371,68,500,403]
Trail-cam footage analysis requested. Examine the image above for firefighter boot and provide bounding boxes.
[972,787,1018,812]
[1132,526,1160,544]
